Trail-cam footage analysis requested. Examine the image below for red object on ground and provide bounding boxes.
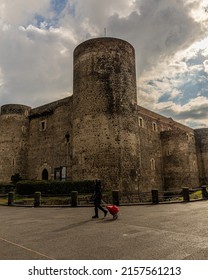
[106,205,119,215]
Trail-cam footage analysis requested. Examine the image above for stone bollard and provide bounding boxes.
[201,185,208,199]
[182,187,190,202]
[71,191,78,207]
[8,192,14,206]
[34,192,41,207]
[112,190,120,206]
[152,189,159,204]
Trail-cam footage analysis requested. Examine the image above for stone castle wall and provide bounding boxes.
[0,37,207,192]
[195,128,208,185]
[161,130,199,190]
[27,97,73,181]
[137,106,199,191]
[0,104,31,181]
[72,38,139,190]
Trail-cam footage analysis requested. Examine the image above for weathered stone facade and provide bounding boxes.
[0,37,207,191]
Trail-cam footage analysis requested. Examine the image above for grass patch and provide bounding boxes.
[190,190,203,200]
[0,196,7,205]
[0,194,92,206]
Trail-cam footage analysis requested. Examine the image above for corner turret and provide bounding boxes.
[0,104,31,181]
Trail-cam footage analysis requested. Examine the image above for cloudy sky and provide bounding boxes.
[0,0,208,128]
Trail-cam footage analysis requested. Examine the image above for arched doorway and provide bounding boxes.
[42,168,49,180]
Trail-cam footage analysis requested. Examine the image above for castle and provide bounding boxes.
[0,37,207,192]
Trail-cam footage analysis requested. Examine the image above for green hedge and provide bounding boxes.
[16,180,95,195]
[0,183,14,194]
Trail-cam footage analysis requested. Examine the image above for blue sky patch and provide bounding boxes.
[51,0,68,15]
[186,51,206,67]
[34,14,48,29]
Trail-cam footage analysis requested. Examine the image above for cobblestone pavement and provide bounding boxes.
[0,201,208,260]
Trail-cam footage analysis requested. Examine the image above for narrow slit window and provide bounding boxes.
[40,120,47,131]
[150,158,156,171]
[139,117,144,127]
[152,122,157,132]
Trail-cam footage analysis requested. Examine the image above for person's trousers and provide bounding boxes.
[94,201,106,216]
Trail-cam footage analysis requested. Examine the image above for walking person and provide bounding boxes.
[92,179,108,219]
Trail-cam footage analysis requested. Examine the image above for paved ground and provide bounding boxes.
[1,201,208,260]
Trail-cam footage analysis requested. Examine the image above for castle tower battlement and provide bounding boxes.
[1,104,31,116]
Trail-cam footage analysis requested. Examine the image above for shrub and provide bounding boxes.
[0,183,14,194]
[16,180,95,195]
[11,173,22,185]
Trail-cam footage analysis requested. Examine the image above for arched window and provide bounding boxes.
[42,169,49,180]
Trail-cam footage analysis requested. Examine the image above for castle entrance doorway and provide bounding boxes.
[42,169,48,180]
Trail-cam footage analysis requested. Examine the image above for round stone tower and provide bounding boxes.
[0,104,31,181]
[161,129,199,191]
[194,128,208,185]
[72,37,139,190]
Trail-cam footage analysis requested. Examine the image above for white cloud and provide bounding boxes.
[0,67,4,87]
[0,0,208,128]
[72,0,135,23]
[138,36,208,128]
[0,0,50,26]
[107,0,203,75]
[203,60,208,73]
[153,96,208,127]
[0,23,75,106]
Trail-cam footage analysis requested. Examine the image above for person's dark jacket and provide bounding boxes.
[93,185,102,203]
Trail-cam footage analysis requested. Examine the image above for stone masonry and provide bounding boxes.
[0,37,207,192]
